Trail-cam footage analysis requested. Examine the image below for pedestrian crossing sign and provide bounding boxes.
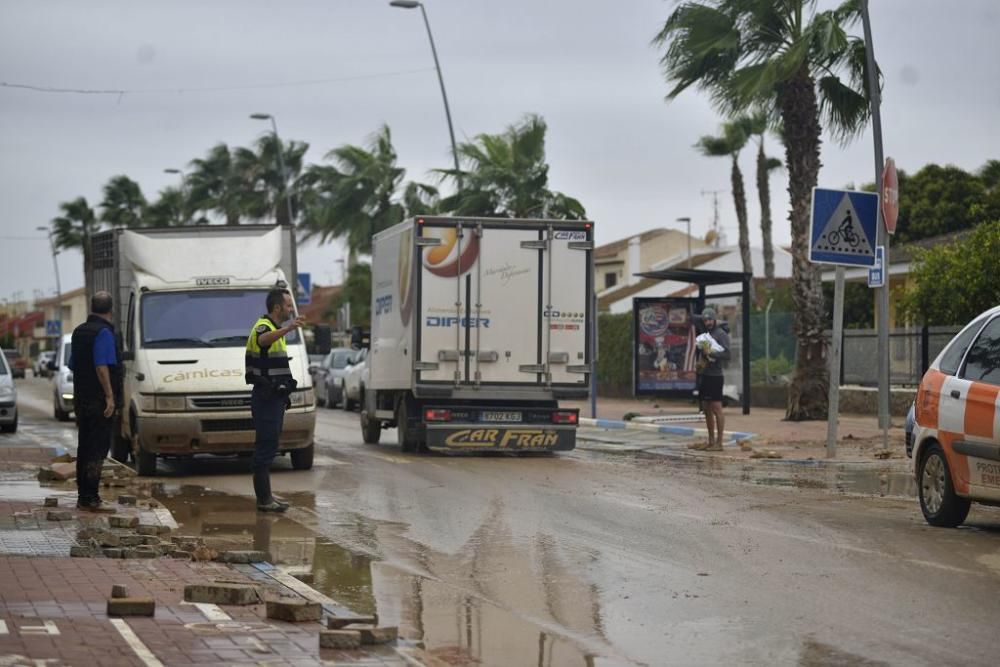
[809,188,880,267]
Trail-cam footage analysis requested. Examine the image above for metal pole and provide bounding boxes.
[764,298,773,384]
[269,117,295,228]
[860,0,890,449]
[417,3,461,176]
[826,266,845,458]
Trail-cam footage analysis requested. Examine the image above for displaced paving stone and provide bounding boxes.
[103,548,124,559]
[70,545,95,558]
[43,497,59,507]
[111,585,129,599]
[216,550,268,564]
[136,524,160,536]
[191,545,219,562]
[107,597,155,617]
[169,551,193,560]
[97,532,122,548]
[37,468,55,482]
[131,546,159,559]
[52,453,75,463]
[109,515,139,529]
[184,583,260,606]
[265,598,322,622]
[138,535,162,546]
[118,534,144,547]
[51,462,76,481]
[319,630,361,650]
[117,495,137,506]
[343,624,398,645]
[46,510,73,522]
[326,615,378,630]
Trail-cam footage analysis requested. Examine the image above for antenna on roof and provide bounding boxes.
[701,189,725,247]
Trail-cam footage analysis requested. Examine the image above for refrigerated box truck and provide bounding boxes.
[363,216,594,452]
[89,226,316,475]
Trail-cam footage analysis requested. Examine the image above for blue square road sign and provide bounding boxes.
[809,188,880,268]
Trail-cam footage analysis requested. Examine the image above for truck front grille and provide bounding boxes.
[202,419,255,432]
[190,395,252,410]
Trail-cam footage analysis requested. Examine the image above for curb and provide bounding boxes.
[579,417,756,442]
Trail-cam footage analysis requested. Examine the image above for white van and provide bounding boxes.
[52,333,74,422]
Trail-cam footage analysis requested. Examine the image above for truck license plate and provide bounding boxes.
[482,411,522,423]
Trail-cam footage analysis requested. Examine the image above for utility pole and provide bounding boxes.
[701,189,724,246]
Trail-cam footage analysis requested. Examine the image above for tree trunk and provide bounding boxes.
[780,66,829,421]
[756,141,776,282]
[731,156,753,278]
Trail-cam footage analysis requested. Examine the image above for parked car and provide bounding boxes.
[3,349,26,379]
[51,333,74,422]
[34,350,55,378]
[0,348,18,433]
[314,348,358,408]
[904,401,915,458]
[342,347,368,411]
[911,305,1000,527]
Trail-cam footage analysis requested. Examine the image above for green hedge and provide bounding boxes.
[597,312,632,394]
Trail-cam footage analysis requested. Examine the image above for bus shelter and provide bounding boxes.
[633,268,751,415]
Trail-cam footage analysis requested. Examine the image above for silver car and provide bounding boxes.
[0,348,18,433]
[314,348,358,408]
[52,334,74,422]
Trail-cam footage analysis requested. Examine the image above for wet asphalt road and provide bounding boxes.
[8,376,1000,666]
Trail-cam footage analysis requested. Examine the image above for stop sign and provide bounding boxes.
[882,158,898,235]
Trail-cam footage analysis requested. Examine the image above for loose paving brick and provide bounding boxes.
[109,515,139,529]
[137,524,160,536]
[319,629,362,650]
[117,494,137,505]
[97,532,123,547]
[112,584,129,598]
[343,624,398,645]
[216,550,269,564]
[43,496,59,507]
[107,596,156,616]
[184,583,260,605]
[326,614,379,629]
[118,534,144,547]
[266,598,322,622]
[70,544,95,557]
[103,547,124,558]
[46,509,73,521]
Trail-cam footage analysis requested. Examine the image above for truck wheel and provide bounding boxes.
[134,444,157,476]
[919,443,971,527]
[290,443,315,470]
[396,398,422,453]
[1,413,16,433]
[344,389,356,412]
[361,410,381,444]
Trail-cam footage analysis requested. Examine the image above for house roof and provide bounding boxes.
[299,285,343,325]
[594,228,678,260]
[34,286,87,308]
[889,228,975,264]
[596,250,733,310]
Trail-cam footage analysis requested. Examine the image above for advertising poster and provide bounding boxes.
[633,297,697,395]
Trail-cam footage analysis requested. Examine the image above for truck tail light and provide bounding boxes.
[551,411,578,425]
[425,408,452,422]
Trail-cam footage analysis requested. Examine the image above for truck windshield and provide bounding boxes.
[141,290,300,348]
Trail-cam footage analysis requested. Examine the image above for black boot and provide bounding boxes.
[253,469,289,513]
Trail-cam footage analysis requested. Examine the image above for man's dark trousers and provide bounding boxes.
[75,403,112,504]
[251,386,286,504]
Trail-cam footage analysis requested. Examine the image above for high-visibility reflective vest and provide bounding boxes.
[245,316,292,386]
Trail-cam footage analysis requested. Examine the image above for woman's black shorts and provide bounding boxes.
[699,375,724,402]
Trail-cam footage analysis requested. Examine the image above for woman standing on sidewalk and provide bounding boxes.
[690,308,730,452]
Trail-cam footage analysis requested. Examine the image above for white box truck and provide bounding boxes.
[363,216,594,452]
[89,225,316,475]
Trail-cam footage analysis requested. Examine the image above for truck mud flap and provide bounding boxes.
[426,425,576,452]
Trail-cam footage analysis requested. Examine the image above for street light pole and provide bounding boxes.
[37,226,62,344]
[389,1,461,176]
[250,114,295,227]
[676,217,692,267]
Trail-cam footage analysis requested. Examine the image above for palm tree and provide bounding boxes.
[51,197,100,296]
[654,0,873,420]
[144,187,198,228]
[186,143,247,225]
[437,114,586,220]
[695,121,753,276]
[99,175,147,228]
[741,111,783,281]
[241,134,309,227]
[299,125,407,261]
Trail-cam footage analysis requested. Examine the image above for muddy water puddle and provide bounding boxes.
[152,482,611,665]
[640,450,917,498]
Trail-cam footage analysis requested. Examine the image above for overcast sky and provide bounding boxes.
[2,0,998,305]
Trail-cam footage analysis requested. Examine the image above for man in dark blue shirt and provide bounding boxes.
[69,291,121,513]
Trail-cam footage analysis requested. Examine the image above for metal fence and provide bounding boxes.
[839,326,962,387]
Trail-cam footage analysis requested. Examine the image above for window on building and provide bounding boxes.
[604,272,617,289]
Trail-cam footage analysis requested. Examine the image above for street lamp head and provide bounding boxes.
[163,168,181,175]
[249,113,272,120]
[390,0,420,8]
[36,226,48,232]
[676,217,691,223]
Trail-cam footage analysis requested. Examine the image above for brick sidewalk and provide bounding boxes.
[0,438,411,666]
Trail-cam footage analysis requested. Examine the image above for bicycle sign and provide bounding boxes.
[809,188,879,268]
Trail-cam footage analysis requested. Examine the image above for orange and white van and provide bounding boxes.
[912,305,1000,527]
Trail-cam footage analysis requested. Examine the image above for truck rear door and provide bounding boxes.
[417,220,591,388]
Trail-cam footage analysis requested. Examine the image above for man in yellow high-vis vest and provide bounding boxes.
[246,288,305,512]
